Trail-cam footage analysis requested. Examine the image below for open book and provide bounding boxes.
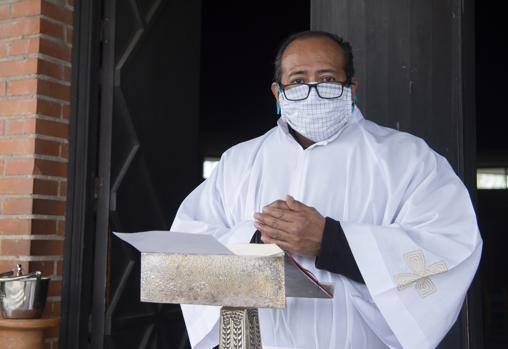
[114,231,333,299]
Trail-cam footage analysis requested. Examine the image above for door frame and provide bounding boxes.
[60,0,106,347]
[62,0,483,348]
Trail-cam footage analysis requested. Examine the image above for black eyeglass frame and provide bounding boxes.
[277,81,352,101]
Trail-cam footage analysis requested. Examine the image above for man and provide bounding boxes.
[171,31,482,349]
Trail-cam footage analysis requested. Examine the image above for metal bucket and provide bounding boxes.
[0,271,50,319]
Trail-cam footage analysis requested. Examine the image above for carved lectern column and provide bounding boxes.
[220,307,261,349]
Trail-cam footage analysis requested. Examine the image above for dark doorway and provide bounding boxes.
[199,1,310,158]
[62,1,310,348]
[475,0,508,347]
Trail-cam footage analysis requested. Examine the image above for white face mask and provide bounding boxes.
[279,85,353,143]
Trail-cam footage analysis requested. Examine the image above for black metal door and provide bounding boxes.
[91,0,202,348]
[310,0,480,348]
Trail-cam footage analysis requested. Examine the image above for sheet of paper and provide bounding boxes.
[226,243,284,257]
[113,231,233,255]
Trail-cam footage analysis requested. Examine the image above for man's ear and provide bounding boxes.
[271,82,280,102]
[351,76,359,97]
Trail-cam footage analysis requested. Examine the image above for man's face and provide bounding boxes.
[271,37,351,101]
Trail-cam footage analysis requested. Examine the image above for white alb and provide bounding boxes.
[171,108,482,349]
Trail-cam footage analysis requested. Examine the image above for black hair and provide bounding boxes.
[274,30,355,85]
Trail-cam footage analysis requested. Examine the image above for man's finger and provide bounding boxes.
[286,195,308,211]
[264,200,289,210]
[255,221,291,242]
[260,234,295,253]
[261,206,296,222]
[254,212,294,232]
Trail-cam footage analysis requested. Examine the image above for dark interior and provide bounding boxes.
[475,1,508,347]
[199,1,310,157]
[106,1,310,348]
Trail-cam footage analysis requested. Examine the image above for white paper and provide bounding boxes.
[227,243,284,257]
[113,231,233,255]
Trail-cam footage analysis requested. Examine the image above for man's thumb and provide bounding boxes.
[286,195,303,210]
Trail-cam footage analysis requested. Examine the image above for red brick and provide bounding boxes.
[37,99,61,117]
[7,78,38,96]
[34,178,59,195]
[0,4,10,21]
[0,261,28,274]
[63,66,71,81]
[38,79,70,100]
[0,120,4,135]
[33,198,65,215]
[56,220,64,235]
[0,159,5,175]
[0,98,37,116]
[59,143,68,158]
[0,239,31,255]
[0,18,40,39]
[35,138,60,157]
[45,323,60,339]
[42,300,61,318]
[56,260,62,275]
[5,158,35,175]
[0,81,5,96]
[47,279,61,296]
[0,42,7,57]
[38,59,63,79]
[65,27,73,45]
[11,0,42,17]
[8,37,40,56]
[0,59,38,77]
[58,180,66,197]
[0,178,33,194]
[3,198,33,215]
[40,17,65,40]
[42,0,73,23]
[37,119,68,138]
[34,158,67,177]
[0,219,32,235]
[5,118,37,135]
[0,138,35,155]
[39,38,71,62]
[32,219,57,235]
[61,104,70,119]
[30,239,63,255]
[29,260,55,276]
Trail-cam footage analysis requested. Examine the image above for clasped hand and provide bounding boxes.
[253,195,325,256]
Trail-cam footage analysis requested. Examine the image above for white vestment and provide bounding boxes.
[170,109,482,349]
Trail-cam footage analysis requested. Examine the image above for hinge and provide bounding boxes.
[100,17,110,45]
[94,176,102,200]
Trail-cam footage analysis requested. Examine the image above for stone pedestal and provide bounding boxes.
[0,318,60,349]
[220,307,261,349]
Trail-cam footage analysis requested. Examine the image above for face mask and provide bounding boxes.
[279,85,353,143]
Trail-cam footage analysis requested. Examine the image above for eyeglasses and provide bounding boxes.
[278,81,349,101]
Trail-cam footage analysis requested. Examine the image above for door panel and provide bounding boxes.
[311,0,478,348]
[102,0,202,347]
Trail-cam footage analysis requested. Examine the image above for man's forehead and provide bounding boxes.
[280,37,345,73]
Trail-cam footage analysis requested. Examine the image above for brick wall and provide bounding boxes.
[0,0,73,347]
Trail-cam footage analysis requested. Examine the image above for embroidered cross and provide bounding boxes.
[393,250,448,298]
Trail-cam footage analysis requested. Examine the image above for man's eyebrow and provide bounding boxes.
[287,70,307,78]
[316,68,337,74]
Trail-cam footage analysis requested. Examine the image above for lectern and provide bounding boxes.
[114,231,333,349]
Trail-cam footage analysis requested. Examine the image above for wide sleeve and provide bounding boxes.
[341,149,482,349]
[170,153,256,245]
[170,154,256,349]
